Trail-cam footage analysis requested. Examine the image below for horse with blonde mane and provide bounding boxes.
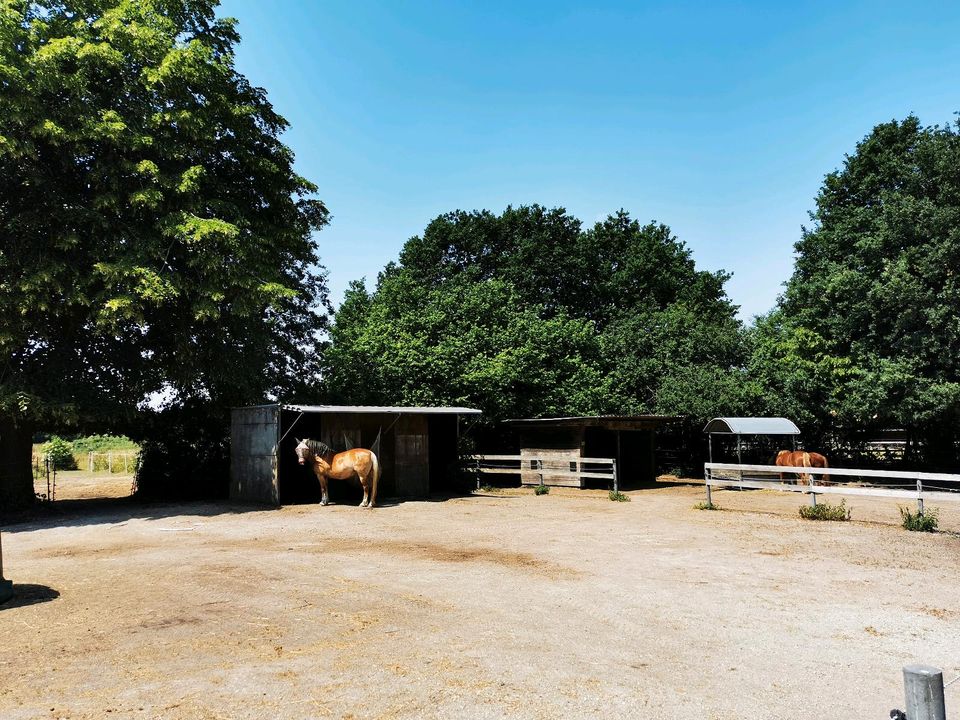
[775,449,829,484]
[295,439,381,508]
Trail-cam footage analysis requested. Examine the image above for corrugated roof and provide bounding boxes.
[507,415,682,426]
[703,417,800,435]
[282,404,482,415]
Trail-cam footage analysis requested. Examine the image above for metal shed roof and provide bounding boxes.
[506,415,682,427]
[282,404,482,415]
[703,417,800,435]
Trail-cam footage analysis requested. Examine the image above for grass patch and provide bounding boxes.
[478,483,497,493]
[900,506,939,532]
[534,483,549,496]
[608,490,630,502]
[798,499,850,521]
[693,501,719,511]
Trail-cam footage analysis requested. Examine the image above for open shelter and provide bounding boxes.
[703,417,801,465]
[231,404,481,505]
[506,415,682,487]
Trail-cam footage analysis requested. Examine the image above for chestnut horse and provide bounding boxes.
[775,450,829,484]
[295,439,381,508]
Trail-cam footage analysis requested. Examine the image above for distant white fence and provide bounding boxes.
[464,454,619,491]
[704,462,960,511]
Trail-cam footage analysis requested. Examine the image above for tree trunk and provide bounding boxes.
[0,415,35,510]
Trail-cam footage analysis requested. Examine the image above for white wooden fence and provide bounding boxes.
[464,454,619,491]
[704,462,960,510]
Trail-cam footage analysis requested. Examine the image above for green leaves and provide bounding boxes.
[326,206,746,426]
[766,115,960,459]
[0,0,330,424]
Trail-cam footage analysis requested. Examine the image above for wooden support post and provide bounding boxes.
[809,475,817,506]
[903,664,946,720]
[0,531,13,604]
[917,479,924,515]
[612,458,618,495]
[705,475,713,507]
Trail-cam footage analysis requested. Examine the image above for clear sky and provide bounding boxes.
[220,0,960,321]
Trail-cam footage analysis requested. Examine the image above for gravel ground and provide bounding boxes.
[2,483,959,720]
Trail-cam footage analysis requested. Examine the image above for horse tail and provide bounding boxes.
[820,454,829,484]
[369,450,380,507]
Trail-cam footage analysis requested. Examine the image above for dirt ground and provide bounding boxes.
[2,482,960,720]
[34,469,134,502]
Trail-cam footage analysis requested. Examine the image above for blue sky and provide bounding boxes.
[220,0,960,321]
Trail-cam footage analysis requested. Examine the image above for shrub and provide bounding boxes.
[71,434,138,452]
[798,499,851,521]
[694,501,718,510]
[534,483,549,496]
[900,506,939,532]
[43,436,77,470]
[609,490,630,502]
[134,403,230,500]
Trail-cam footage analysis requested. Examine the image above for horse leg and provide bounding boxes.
[319,473,329,506]
[358,470,370,507]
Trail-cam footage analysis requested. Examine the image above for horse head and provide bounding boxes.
[295,439,310,465]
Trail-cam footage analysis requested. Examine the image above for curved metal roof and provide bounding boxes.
[703,417,800,435]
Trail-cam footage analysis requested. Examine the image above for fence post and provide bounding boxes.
[917,479,924,515]
[88,451,93,473]
[0,531,12,603]
[808,475,816,506]
[705,466,713,507]
[903,664,946,720]
[612,458,618,495]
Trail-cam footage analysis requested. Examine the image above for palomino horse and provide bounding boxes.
[775,450,829,484]
[295,439,381,507]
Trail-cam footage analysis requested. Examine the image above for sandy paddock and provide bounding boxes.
[2,483,959,720]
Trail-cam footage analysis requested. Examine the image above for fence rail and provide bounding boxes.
[704,462,960,511]
[463,454,618,491]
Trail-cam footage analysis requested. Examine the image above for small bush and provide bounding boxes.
[609,490,630,502]
[694,501,718,510]
[43,436,77,470]
[534,483,549,496]
[799,499,851,521]
[900,506,939,532]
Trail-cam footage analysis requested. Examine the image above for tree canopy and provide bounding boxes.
[0,0,329,505]
[754,116,960,464]
[325,206,751,429]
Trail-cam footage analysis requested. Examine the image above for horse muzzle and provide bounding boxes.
[298,458,305,465]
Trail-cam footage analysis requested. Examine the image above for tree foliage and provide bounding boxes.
[325,206,750,428]
[0,0,329,505]
[756,116,960,464]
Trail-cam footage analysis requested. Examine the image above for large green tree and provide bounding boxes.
[0,0,329,506]
[325,206,750,428]
[756,116,960,464]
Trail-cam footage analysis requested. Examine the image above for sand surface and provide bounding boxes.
[2,483,959,719]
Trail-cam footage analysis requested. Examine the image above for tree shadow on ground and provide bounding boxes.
[0,584,60,610]
[0,496,273,533]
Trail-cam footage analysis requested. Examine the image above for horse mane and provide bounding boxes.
[305,439,332,457]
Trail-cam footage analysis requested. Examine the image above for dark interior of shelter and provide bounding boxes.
[276,408,462,505]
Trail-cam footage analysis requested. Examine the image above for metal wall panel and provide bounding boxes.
[230,405,280,505]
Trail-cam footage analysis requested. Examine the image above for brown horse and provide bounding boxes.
[775,450,830,484]
[295,439,381,508]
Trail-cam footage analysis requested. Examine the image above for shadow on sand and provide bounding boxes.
[0,496,273,534]
[0,583,60,610]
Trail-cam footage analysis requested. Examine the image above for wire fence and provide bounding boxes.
[31,450,140,475]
